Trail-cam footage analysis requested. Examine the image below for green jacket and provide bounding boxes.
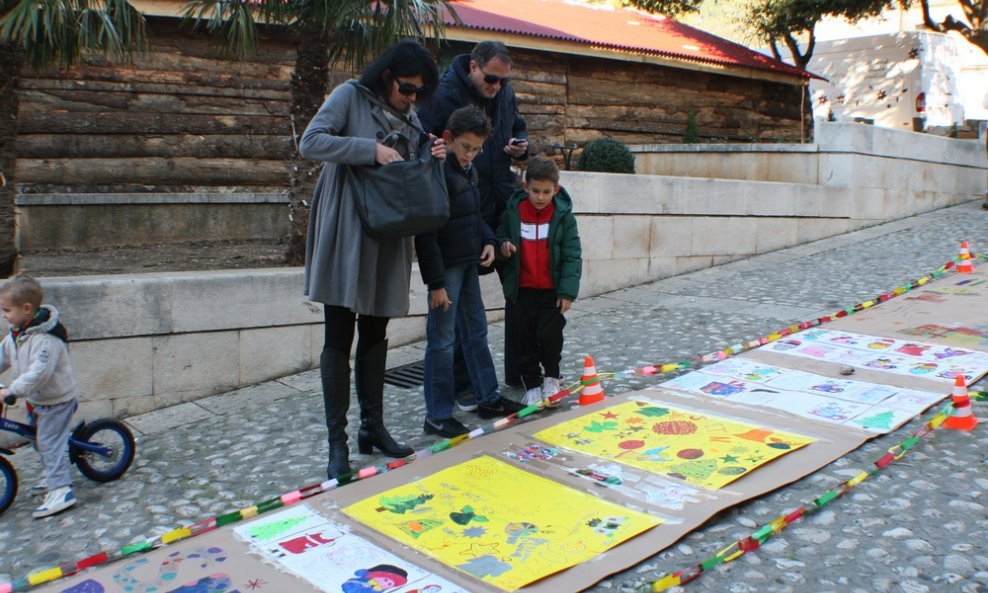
[496,186,582,303]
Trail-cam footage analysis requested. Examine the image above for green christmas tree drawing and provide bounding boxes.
[247,515,308,541]
[376,493,434,514]
[856,410,895,430]
[668,459,718,482]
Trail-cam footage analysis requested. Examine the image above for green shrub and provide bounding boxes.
[577,137,635,174]
[683,112,700,143]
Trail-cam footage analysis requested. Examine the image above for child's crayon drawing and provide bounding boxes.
[59,581,106,593]
[534,401,813,490]
[166,575,238,593]
[113,548,230,593]
[902,324,988,348]
[763,329,988,383]
[344,456,659,591]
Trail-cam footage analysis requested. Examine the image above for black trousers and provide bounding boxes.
[323,305,389,356]
[514,288,566,390]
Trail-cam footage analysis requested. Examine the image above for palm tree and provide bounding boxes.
[0,0,453,277]
[181,0,456,263]
[0,0,148,277]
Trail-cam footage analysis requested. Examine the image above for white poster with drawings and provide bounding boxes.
[760,329,988,383]
[233,504,469,593]
[658,358,947,433]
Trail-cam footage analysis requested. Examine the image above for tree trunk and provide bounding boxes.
[782,31,815,143]
[285,25,331,265]
[0,42,23,278]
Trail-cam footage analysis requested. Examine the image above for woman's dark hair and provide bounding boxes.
[446,106,491,139]
[359,40,439,102]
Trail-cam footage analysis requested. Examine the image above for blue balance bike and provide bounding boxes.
[0,385,136,514]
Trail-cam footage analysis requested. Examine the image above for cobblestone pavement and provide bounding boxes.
[2,201,987,593]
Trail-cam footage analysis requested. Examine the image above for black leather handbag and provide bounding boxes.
[346,82,449,239]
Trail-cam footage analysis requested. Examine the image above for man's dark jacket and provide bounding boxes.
[417,54,528,232]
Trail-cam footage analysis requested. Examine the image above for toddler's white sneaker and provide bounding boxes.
[33,486,76,519]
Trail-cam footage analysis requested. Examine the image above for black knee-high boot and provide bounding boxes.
[320,348,352,479]
[355,340,414,458]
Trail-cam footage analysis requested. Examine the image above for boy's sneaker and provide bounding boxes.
[424,417,470,439]
[477,397,526,419]
[455,393,479,413]
[522,387,544,407]
[542,377,563,406]
[32,486,76,519]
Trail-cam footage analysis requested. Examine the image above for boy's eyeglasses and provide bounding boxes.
[480,69,510,87]
[456,141,483,155]
[396,81,425,96]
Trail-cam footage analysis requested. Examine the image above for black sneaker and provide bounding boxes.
[455,392,479,412]
[423,417,470,438]
[476,397,526,419]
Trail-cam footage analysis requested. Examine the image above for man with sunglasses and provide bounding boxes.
[418,40,530,399]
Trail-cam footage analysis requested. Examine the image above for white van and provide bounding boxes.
[808,30,987,133]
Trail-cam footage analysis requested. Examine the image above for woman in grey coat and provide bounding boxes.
[300,40,446,479]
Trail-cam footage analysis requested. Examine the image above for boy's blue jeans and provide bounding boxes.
[423,263,500,420]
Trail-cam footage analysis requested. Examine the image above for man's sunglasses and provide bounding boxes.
[396,81,425,96]
[481,70,510,86]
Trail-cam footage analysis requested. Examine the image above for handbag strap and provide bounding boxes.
[348,81,427,139]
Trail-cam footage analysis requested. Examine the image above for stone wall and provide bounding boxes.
[446,41,806,151]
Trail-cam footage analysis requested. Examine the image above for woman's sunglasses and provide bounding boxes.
[481,70,510,86]
[396,81,425,96]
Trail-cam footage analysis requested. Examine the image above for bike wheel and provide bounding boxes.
[70,419,136,483]
[0,456,17,514]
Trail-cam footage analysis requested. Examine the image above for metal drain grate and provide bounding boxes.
[383,360,425,388]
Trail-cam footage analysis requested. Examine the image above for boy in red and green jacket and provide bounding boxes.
[497,156,582,407]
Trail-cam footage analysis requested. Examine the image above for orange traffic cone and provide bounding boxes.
[944,375,979,431]
[578,356,606,406]
[956,241,974,274]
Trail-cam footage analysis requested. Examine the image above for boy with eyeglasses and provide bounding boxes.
[415,106,525,439]
[418,40,531,406]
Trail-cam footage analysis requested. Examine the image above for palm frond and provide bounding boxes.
[180,0,260,58]
[0,0,147,68]
[326,0,456,69]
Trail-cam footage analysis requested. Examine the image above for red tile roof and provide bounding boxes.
[446,0,813,81]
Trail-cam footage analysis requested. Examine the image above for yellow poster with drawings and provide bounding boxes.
[343,455,661,591]
[534,400,815,490]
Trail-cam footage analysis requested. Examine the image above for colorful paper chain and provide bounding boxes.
[3,250,982,592]
[634,395,975,592]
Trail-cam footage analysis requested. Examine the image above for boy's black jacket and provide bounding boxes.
[414,158,496,291]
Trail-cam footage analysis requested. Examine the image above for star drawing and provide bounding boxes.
[245,578,268,590]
